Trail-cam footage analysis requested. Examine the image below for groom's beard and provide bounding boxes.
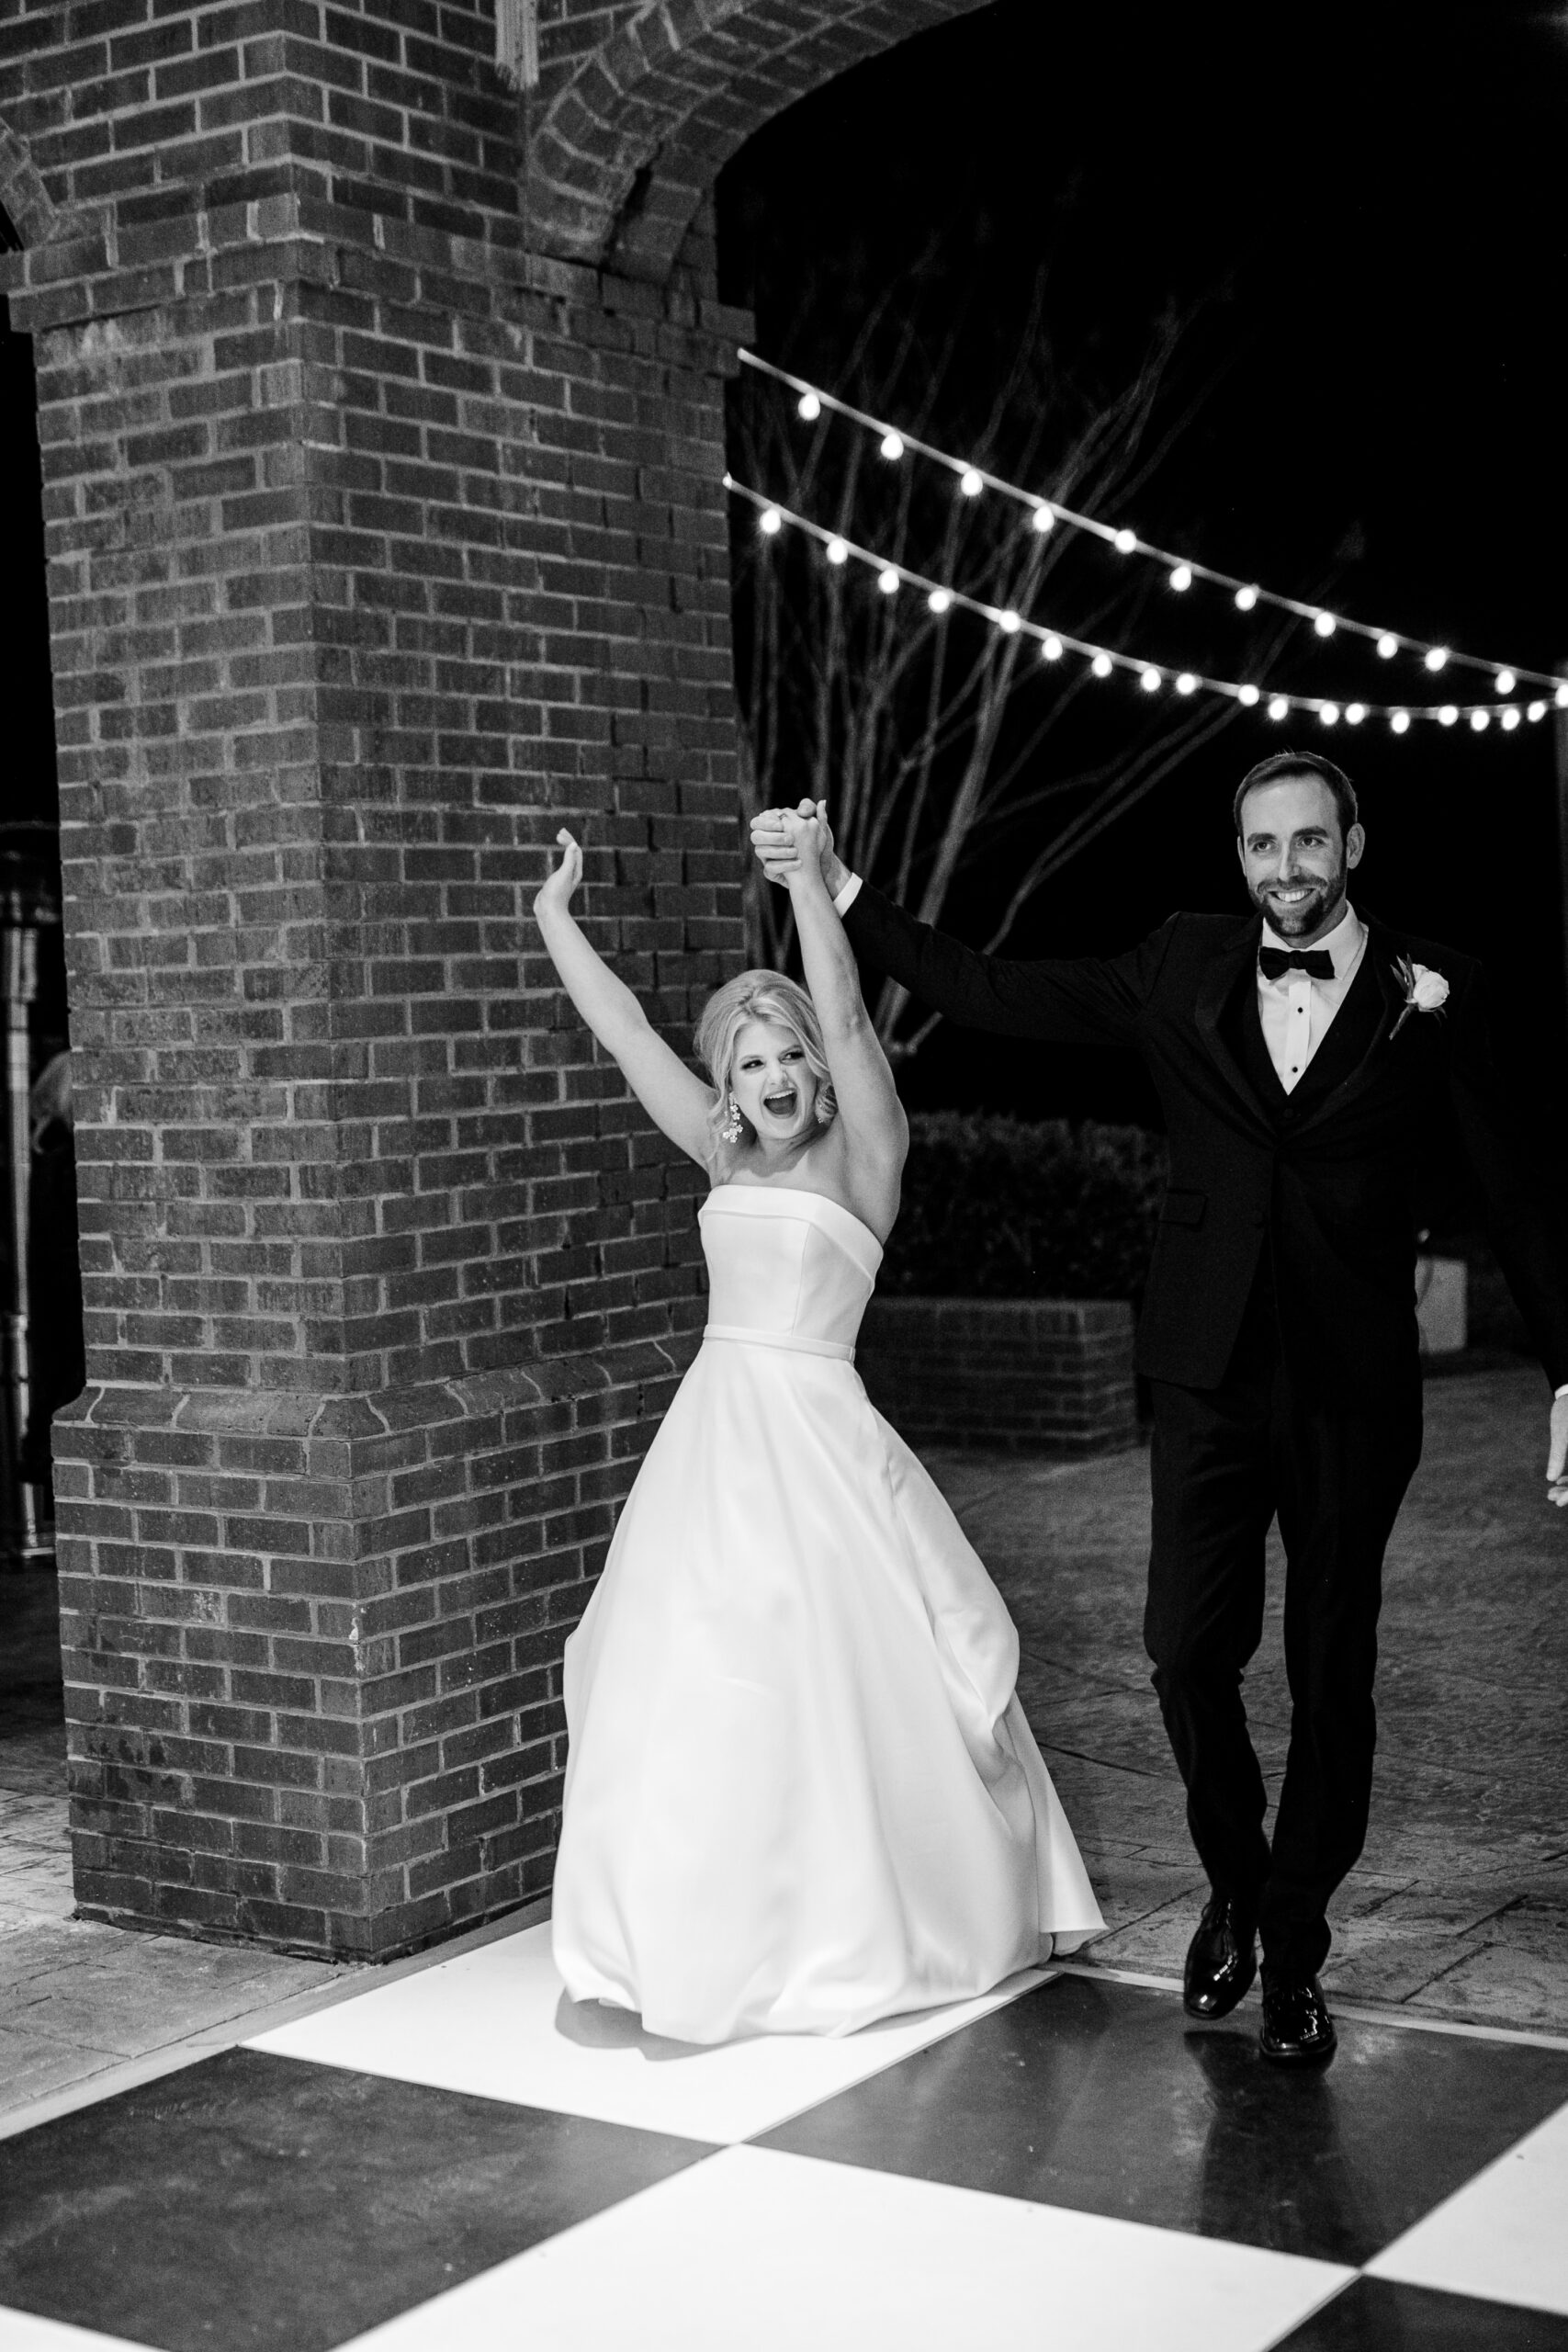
[1250,854,1348,941]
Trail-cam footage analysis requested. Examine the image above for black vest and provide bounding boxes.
[1223,944,1384,1130]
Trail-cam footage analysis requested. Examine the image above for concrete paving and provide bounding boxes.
[928,1361,1568,2035]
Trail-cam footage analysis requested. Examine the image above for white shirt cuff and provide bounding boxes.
[832,872,863,917]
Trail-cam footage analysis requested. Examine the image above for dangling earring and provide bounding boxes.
[720,1093,743,1145]
[814,1094,833,1125]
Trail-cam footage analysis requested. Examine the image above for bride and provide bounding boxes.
[533,805,1102,2044]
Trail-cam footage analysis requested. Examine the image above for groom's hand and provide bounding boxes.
[750,800,847,897]
[1549,1393,1568,1509]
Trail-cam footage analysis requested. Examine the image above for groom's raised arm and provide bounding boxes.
[839,874,1173,1051]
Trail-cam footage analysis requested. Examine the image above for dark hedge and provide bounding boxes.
[880,1113,1169,1303]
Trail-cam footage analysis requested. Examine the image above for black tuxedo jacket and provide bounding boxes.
[844,883,1568,1403]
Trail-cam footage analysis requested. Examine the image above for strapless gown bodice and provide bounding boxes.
[550,1183,1102,2044]
[699,1184,881,1358]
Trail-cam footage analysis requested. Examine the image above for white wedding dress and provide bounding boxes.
[550,1183,1103,2043]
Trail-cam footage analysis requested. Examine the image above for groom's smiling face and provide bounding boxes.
[1236,773,1365,944]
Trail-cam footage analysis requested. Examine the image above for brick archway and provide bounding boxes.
[0,0,989,1959]
[527,0,994,281]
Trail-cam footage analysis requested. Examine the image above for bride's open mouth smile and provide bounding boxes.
[761,1086,799,1120]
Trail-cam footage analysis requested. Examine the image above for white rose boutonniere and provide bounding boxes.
[1390,956,1450,1041]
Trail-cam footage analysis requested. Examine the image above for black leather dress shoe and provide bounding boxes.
[1259,1972,1337,2064]
[1182,1894,1258,2019]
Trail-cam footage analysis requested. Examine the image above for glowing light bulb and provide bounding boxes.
[797,391,821,422]
[1438,705,1458,726]
[1140,667,1162,692]
[1091,652,1112,678]
[1425,647,1449,672]
[1114,527,1137,554]
[1268,695,1289,721]
[1528,700,1547,721]
[960,468,983,498]
[1391,710,1410,733]
[1319,702,1340,725]
[880,432,904,460]
[1495,669,1516,695]
[1314,612,1337,639]
[760,506,783,536]
[826,537,849,566]
[998,610,1021,633]
[1469,708,1489,731]
[1042,634,1064,661]
[1235,585,1258,612]
[1377,633,1398,660]
[1237,683,1260,707]
[1502,707,1520,731]
[1170,564,1193,593]
[1032,503,1055,534]
[877,567,899,594]
[1346,703,1366,725]
[928,588,952,615]
[1556,684,1568,708]
[1176,673,1197,695]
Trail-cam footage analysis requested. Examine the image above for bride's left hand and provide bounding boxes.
[775,804,829,890]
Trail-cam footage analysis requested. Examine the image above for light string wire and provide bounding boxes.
[736,346,1566,704]
[724,473,1558,735]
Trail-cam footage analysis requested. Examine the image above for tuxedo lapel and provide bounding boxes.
[1192,918,1277,1134]
[1285,927,1403,1137]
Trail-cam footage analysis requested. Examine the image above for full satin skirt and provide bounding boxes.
[551,1335,1103,2044]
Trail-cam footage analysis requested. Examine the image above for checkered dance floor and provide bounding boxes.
[2,1919,1567,2349]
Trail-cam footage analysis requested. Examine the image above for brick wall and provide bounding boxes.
[857,1297,1140,1455]
[0,0,990,1957]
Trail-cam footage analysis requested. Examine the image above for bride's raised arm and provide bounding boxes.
[532,830,716,1167]
[777,805,908,1232]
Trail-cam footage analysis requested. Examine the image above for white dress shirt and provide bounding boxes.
[1257,901,1366,1093]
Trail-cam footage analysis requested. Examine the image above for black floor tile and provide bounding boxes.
[1274,2278,1568,2348]
[0,2047,714,2352]
[755,1973,1568,2266]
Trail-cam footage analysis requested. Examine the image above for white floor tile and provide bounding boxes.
[0,2312,147,2350]
[332,2144,1355,2352]
[1366,2093,1568,2315]
[247,1921,1043,2145]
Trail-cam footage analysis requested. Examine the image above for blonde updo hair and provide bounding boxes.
[694,969,837,1145]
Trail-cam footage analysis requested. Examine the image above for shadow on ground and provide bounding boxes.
[925,1363,1568,2036]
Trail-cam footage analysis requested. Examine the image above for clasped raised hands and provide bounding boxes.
[750,799,847,898]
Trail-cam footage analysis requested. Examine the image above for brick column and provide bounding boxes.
[7,187,750,1957]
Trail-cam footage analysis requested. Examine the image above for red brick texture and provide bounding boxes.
[858,1298,1140,1455]
[0,0,987,1958]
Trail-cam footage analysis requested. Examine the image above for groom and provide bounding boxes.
[753,752,1568,2064]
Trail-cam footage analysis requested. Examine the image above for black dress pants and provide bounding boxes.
[1143,1279,1423,1980]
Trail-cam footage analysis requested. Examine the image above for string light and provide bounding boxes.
[731,476,1551,735]
[1557,684,1568,707]
[739,347,1558,694]
[1171,565,1193,592]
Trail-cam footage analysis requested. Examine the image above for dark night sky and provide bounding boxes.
[718,0,1568,1133]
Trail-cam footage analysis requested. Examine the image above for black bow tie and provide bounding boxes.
[1258,945,1335,983]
